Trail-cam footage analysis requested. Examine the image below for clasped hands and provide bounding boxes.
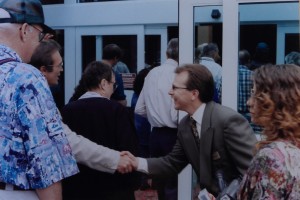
[116,151,138,174]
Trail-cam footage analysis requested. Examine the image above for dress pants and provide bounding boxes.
[150,127,178,200]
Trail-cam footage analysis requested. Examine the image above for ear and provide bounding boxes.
[40,66,48,75]
[191,89,199,101]
[19,23,29,42]
[99,78,107,89]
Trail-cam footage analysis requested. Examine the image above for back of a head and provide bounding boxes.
[285,51,300,66]
[202,43,219,58]
[175,64,214,103]
[166,38,178,61]
[254,42,270,62]
[239,49,251,66]
[102,44,122,60]
[197,43,208,58]
[133,67,151,95]
[30,39,61,72]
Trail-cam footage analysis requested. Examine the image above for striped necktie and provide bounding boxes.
[190,117,200,145]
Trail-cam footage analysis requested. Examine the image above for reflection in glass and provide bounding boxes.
[81,35,137,73]
[194,6,223,105]
[192,5,223,199]
[145,35,161,68]
[285,33,300,64]
[238,2,299,137]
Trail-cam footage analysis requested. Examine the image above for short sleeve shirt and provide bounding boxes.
[0,45,79,189]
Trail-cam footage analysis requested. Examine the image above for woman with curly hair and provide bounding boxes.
[238,64,300,199]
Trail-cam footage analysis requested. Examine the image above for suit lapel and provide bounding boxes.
[199,102,215,188]
[181,117,200,173]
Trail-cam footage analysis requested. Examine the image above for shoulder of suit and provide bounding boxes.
[178,114,190,127]
[210,103,243,119]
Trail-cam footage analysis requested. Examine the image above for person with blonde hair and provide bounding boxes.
[239,64,300,199]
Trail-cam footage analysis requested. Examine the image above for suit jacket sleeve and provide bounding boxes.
[147,138,189,178]
[63,122,120,173]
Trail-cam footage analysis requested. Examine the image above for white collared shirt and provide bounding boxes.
[79,91,108,100]
[191,103,206,139]
[135,59,178,128]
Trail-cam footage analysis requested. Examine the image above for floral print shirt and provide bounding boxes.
[0,45,79,189]
[238,141,300,200]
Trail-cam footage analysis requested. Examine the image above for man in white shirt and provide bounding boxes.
[135,38,179,200]
[200,43,222,103]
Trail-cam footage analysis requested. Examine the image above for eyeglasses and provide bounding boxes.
[172,85,189,90]
[30,25,46,42]
[113,83,118,91]
[109,81,118,91]
[47,61,64,69]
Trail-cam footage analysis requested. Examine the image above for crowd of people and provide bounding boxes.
[0,1,299,200]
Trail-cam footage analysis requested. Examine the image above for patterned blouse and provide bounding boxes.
[238,141,300,199]
[0,45,79,189]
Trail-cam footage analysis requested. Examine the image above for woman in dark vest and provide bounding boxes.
[62,61,139,200]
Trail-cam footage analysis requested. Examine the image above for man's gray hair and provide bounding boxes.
[166,38,178,61]
[202,43,219,58]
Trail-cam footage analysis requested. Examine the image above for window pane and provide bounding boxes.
[238,2,300,138]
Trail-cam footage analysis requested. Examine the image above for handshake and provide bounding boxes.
[116,151,139,173]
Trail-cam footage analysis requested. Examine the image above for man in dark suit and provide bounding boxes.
[133,64,257,196]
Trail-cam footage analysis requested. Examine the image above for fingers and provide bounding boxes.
[120,151,135,160]
[116,153,138,174]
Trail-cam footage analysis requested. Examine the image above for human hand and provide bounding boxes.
[117,151,137,174]
[120,151,138,169]
[198,188,215,200]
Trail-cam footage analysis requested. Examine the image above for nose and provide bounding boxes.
[247,97,252,108]
[168,88,174,96]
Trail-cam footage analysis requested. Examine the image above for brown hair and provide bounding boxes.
[252,64,300,149]
[30,39,62,72]
[175,64,214,103]
[70,61,113,102]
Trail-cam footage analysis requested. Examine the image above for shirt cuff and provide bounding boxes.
[137,157,149,174]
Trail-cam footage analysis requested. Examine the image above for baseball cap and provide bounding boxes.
[0,0,54,34]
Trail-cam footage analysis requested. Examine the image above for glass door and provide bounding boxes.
[178,0,298,199]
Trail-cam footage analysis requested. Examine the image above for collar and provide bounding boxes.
[200,57,215,63]
[0,44,22,63]
[164,58,178,67]
[191,103,206,125]
[79,91,108,100]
